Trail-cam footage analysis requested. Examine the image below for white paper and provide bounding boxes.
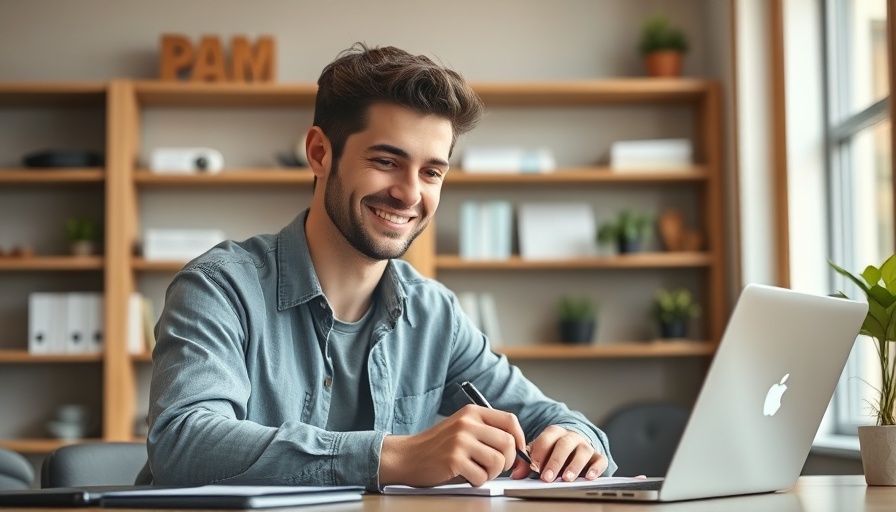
[384,476,645,497]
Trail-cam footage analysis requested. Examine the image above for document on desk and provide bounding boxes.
[98,484,364,509]
[383,477,644,497]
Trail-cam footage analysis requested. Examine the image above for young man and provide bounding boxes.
[142,43,616,491]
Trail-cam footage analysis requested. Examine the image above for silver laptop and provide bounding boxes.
[507,284,866,502]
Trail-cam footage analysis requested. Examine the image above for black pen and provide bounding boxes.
[459,381,535,467]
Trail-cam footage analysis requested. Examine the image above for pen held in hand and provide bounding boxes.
[459,381,538,471]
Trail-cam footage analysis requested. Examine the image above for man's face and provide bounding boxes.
[323,103,453,261]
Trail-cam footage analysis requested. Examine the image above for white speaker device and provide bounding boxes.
[150,147,224,174]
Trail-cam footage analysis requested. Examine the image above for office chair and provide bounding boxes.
[41,442,147,488]
[601,401,690,477]
[0,447,34,490]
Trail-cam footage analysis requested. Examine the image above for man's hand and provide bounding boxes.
[510,425,608,482]
[379,404,527,488]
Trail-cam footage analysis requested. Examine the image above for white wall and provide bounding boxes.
[0,0,739,435]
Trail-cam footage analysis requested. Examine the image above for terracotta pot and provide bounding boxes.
[644,51,683,78]
[858,425,896,485]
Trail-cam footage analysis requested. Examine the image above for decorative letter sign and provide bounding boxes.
[159,34,276,82]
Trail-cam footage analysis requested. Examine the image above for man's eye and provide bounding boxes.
[371,158,395,168]
[424,169,444,179]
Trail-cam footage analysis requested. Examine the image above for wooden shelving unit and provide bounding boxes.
[0,78,727,453]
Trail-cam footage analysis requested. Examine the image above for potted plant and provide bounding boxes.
[557,297,597,344]
[598,210,654,254]
[650,288,700,339]
[639,14,689,78]
[829,256,896,485]
[64,217,101,257]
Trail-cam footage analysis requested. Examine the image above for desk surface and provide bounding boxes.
[11,475,895,511]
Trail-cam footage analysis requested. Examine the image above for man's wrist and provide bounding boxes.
[378,434,406,487]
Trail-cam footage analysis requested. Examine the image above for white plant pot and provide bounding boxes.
[858,425,896,485]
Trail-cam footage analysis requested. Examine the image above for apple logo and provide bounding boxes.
[764,374,789,416]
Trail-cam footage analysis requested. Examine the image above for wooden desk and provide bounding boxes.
[10,475,895,511]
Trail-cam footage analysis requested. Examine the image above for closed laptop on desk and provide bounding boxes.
[507,284,867,502]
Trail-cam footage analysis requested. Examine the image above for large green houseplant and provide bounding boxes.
[829,255,896,485]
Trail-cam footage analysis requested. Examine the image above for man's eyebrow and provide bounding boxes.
[367,144,449,168]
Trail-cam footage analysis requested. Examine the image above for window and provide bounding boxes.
[825,0,891,435]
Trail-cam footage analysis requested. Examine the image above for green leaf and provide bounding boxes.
[862,265,882,287]
[868,284,896,309]
[829,259,872,295]
[882,255,896,293]
[864,300,889,341]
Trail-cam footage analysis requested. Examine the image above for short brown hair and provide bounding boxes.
[313,43,484,164]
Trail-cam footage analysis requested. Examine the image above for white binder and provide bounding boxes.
[47,293,69,354]
[85,293,104,354]
[28,293,51,354]
[65,293,90,354]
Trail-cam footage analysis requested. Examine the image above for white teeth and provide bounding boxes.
[374,208,410,224]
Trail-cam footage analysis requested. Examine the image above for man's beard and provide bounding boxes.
[323,161,429,260]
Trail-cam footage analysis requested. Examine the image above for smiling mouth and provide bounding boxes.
[372,207,413,225]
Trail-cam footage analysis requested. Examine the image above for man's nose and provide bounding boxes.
[390,170,421,207]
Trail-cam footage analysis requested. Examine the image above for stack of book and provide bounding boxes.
[609,138,693,171]
[461,147,556,174]
[28,292,103,355]
[459,201,513,260]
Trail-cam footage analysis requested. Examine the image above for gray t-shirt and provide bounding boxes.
[323,301,376,432]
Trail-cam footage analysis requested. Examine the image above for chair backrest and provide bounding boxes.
[0,448,34,490]
[602,401,690,477]
[41,442,147,488]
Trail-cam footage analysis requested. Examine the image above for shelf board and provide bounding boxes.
[134,81,318,107]
[0,256,104,271]
[134,169,314,186]
[0,83,106,106]
[0,350,103,363]
[129,79,714,108]
[0,438,104,453]
[0,168,105,183]
[496,341,715,360]
[131,352,153,363]
[436,252,712,270]
[446,167,708,184]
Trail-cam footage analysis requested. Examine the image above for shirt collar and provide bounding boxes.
[276,209,409,326]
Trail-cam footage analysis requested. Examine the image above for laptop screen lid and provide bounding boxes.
[657,284,866,501]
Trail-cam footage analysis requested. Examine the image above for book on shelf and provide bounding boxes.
[143,228,226,261]
[460,146,556,174]
[458,200,513,260]
[127,292,157,355]
[609,138,693,171]
[455,291,503,347]
[518,202,596,260]
[29,292,103,355]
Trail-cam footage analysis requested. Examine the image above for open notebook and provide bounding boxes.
[383,476,643,497]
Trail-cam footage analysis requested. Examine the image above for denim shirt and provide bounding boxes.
[144,210,616,490]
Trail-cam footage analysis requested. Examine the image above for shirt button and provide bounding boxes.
[319,301,326,309]
[324,377,332,388]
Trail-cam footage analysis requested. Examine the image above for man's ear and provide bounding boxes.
[306,127,331,179]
